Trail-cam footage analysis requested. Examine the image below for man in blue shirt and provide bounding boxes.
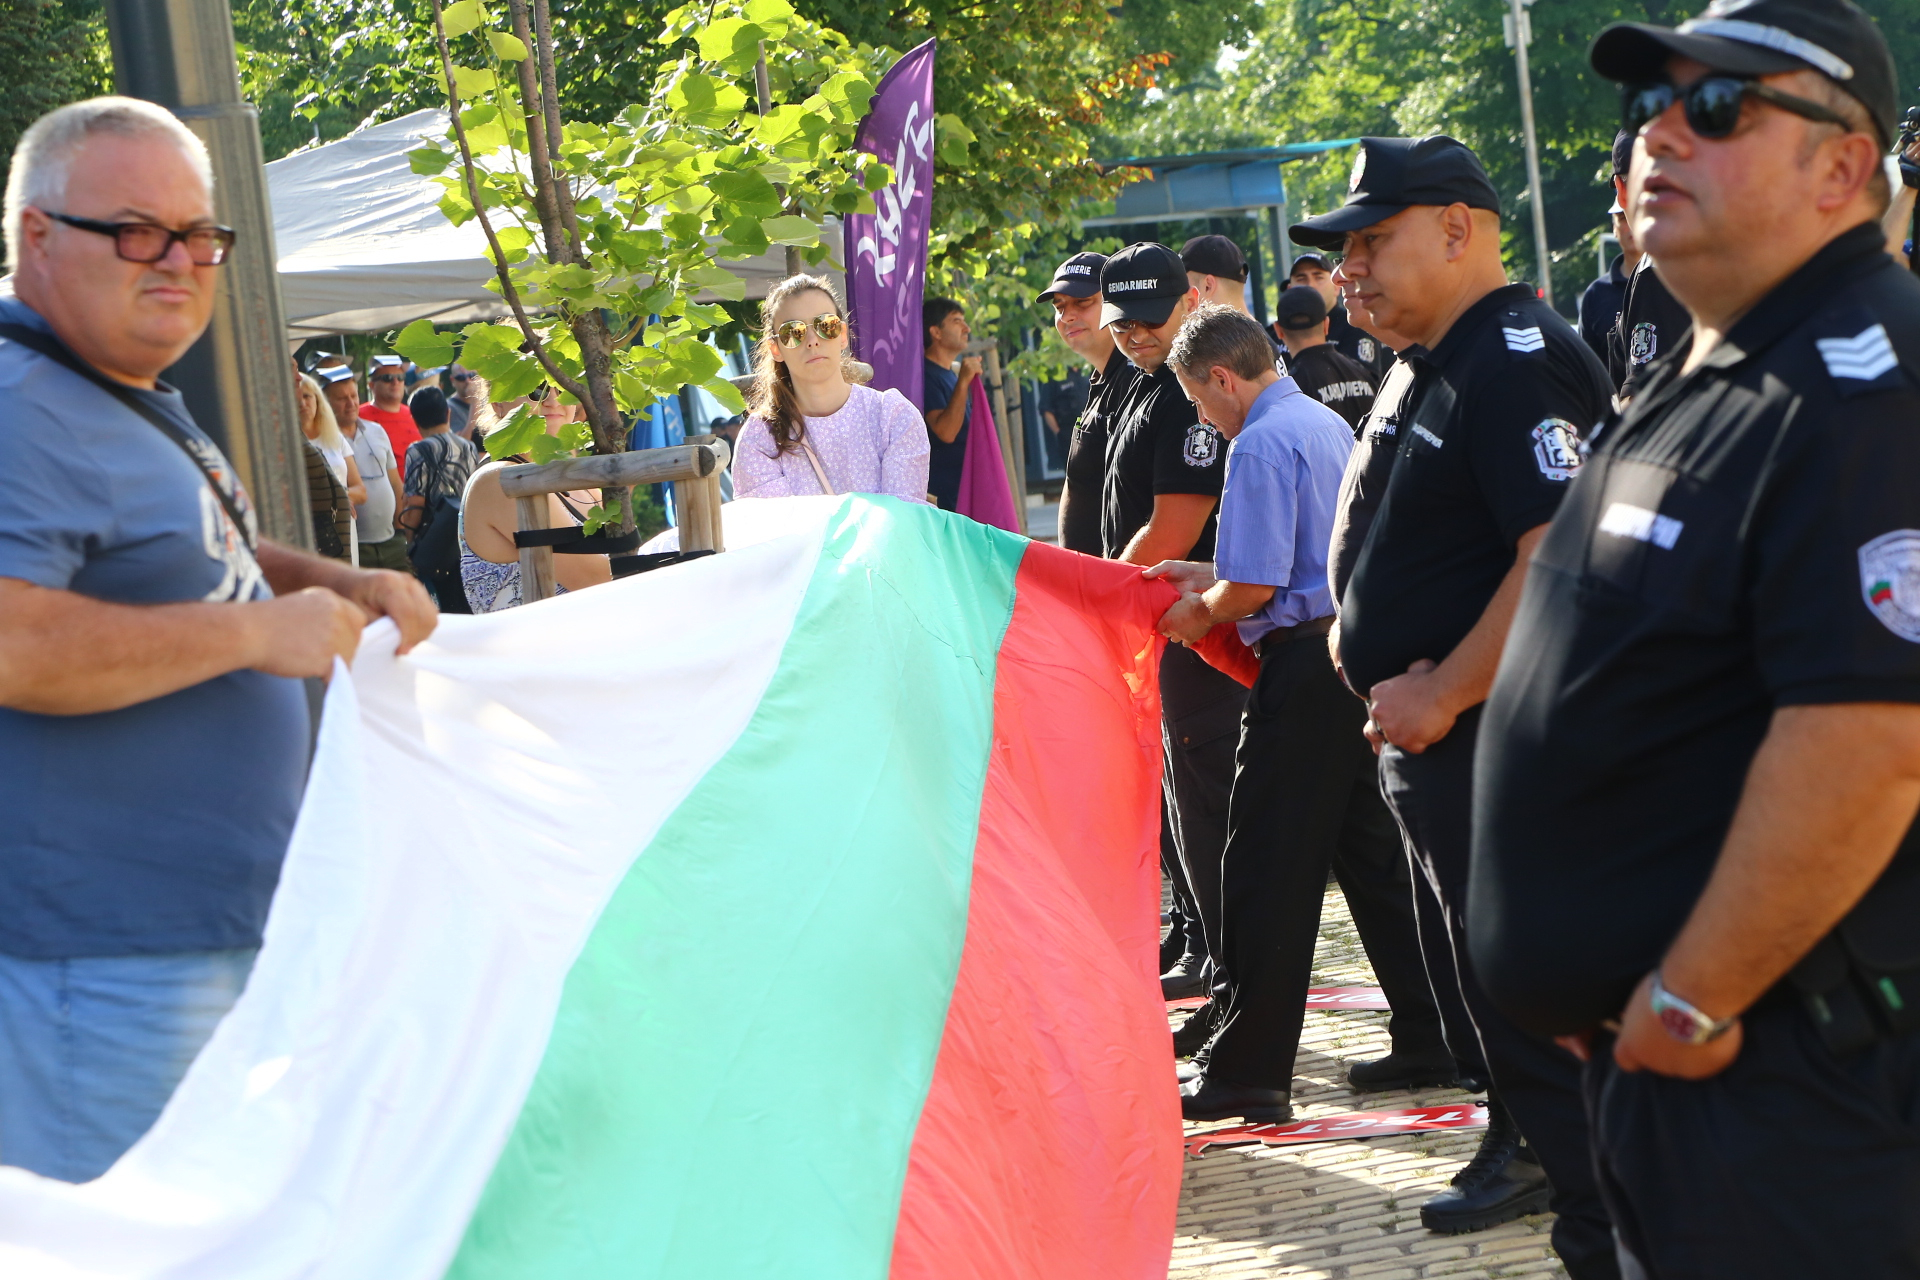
[920,297,980,510]
[1149,305,1449,1124]
[0,98,436,1182]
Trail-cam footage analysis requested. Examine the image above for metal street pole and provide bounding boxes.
[1505,0,1554,308]
[101,0,310,547]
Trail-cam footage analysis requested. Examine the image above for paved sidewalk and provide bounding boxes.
[1171,888,1568,1280]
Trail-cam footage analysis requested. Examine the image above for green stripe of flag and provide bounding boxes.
[445,499,1027,1280]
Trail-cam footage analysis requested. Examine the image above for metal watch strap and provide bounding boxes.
[1649,971,1738,1046]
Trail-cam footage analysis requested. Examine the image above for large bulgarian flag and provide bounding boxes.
[0,496,1184,1279]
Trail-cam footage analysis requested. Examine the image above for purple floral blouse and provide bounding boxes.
[732,384,931,503]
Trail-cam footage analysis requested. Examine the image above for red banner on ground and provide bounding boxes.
[1185,1104,1489,1156]
[1166,986,1388,1013]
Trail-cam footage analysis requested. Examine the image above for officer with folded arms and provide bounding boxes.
[1298,137,1616,1272]
[1472,2,1920,1275]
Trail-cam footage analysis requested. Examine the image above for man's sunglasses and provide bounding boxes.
[775,313,846,347]
[1108,314,1176,335]
[43,210,236,265]
[1622,76,1851,140]
[371,372,405,384]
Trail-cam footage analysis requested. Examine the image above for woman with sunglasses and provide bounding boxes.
[734,274,930,503]
[458,390,611,612]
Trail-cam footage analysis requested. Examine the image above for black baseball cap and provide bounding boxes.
[1290,136,1502,250]
[1610,128,1635,178]
[1589,0,1898,144]
[1287,251,1333,275]
[1098,242,1191,328]
[1180,234,1249,282]
[1276,286,1329,331]
[1037,251,1107,304]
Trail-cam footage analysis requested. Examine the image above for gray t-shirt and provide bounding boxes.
[0,291,308,958]
[349,418,398,542]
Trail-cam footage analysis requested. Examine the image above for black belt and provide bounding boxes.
[1251,613,1334,658]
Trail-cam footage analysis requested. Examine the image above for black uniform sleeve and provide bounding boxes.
[1752,374,1920,706]
[1148,380,1225,497]
[1464,344,1607,546]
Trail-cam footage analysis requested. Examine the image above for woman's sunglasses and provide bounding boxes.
[1622,75,1851,140]
[775,313,846,347]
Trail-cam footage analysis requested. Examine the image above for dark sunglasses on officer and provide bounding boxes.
[1622,73,1852,140]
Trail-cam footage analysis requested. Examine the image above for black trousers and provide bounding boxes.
[1161,811,1202,964]
[1587,1000,1920,1279]
[1160,644,1245,974]
[1204,631,1447,1088]
[1380,706,1619,1280]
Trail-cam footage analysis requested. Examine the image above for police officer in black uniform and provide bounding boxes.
[1273,285,1378,433]
[1473,4,1920,1276]
[1285,251,1392,377]
[1300,136,1617,1276]
[1098,243,1243,1046]
[1607,252,1692,400]
[1041,251,1135,558]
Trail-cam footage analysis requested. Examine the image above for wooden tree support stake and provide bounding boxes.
[499,439,731,601]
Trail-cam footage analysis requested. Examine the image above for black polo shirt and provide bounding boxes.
[1060,346,1134,556]
[1329,357,1415,606]
[1606,256,1692,400]
[1471,224,1920,1038]
[1099,361,1225,560]
[1339,284,1610,698]
[1287,342,1378,435]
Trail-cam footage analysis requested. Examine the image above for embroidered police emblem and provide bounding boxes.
[1531,418,1583,481]
[1349,149,1368,194]
[1629,322,1658,366]
[1357,337,1377,362]
[1183,424,1220,467]
[1859,531,1920,643]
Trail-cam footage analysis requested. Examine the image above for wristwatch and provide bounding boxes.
[1649,971,1738,1046]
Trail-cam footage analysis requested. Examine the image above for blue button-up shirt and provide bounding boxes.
[1213,377,1355,645]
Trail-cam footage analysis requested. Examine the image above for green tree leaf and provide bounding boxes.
[685,264,747,301]
[439,0,486,38]
[760,214,820,246]
[487,30,530,62]
[483,402,545,460]
[395,319,458,368]
[708,169,782,215]
[450,65,496,98]
[666,71,748,129]
[703,376,747,414]
[695,18,768,72]
[408,145,452,176]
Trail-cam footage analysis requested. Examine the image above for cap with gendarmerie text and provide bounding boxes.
[1290,136,1502,251]
[1180,234,1249,283]
[1037,251,1108,305]
[1276,285,1331,332]
[1589,0,1898,144]
[1098,242,1193,329]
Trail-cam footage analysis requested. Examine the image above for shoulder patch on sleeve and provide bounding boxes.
[1860,530,1920,642]
[1183,423,1220,467]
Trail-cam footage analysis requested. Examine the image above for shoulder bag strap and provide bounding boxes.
[800,438,836,496]
[0,321,257,550]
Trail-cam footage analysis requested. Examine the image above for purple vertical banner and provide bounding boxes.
[845,38,936,413]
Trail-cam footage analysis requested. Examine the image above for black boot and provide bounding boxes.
[1419,1102,1550,1233]
[1180,1072,1292,1124]
[1348,1048,1462,1092]
[1171,998,1219,1058]
[1160,952,1209,1001]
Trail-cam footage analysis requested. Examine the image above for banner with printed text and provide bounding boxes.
[844,39,936,411]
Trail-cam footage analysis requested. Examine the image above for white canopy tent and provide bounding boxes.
[267,110,838,338]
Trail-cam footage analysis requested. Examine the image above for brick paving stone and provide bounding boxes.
[1168,887,1571,1279]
